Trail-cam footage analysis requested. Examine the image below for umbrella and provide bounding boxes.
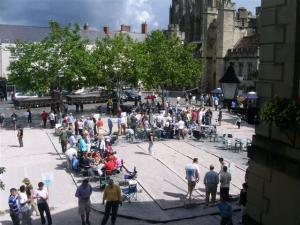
[145,95,156,100]
[210,88,222,94]
[246,92,258,99]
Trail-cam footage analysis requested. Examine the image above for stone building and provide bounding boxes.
[169,0,259,91]
[246,0,300,224]
[224,34,259,92]
[0,23,147,79]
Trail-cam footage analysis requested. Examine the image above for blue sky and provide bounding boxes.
[0,0,261,31]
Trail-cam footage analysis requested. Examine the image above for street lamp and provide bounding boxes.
[219,62,240,101]
[58,70,64,114]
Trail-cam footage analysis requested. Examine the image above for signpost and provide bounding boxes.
[41,172,54,207]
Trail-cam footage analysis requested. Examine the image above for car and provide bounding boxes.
[14,91,38,99]
[124,90,140,101]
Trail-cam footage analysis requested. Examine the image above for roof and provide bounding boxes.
[0,24,146,43]
[233,35,259,49]
[0,24,50,43]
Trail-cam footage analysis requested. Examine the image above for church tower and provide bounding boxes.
[215,0,235,88]
[200,0,218,91]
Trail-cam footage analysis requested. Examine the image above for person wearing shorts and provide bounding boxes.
[75,179,93,225]
[185,158,200,202]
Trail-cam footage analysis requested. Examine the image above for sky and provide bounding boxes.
[0,0,261,32]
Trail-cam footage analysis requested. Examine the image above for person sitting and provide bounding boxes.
[104,157,116,175]
[71,155,79,172]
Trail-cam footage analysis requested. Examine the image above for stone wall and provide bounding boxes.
[247,0,300,225]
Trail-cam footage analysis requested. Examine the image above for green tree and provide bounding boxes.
[142,30,202,104]
[92,34,142,106]
[0,166,5,190]
[8,20,94,94]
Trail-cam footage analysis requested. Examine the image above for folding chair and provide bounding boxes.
[122,182,138,203]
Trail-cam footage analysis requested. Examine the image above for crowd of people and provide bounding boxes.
[185,157,248,225]
[8,178,52,225]
[3,93,250,225]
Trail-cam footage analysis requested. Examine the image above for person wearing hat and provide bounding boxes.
[75,178,92,225]
[101,179,122,225]
[22,178,39,217]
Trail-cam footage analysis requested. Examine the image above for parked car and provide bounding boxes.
[14,91,38,99]
[124,90,140,101]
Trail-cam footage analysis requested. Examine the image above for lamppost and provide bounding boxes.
[219,62,240,108]
[58,70,64,115]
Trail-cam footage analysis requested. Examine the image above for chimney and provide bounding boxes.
[121,24,131,32]
[83,22,89,31]
[103,26,109,34]
[141,22,148,34]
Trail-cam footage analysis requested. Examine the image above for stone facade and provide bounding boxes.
[246,0,300,225]
[169,0,258,91]
[224,35,259,92]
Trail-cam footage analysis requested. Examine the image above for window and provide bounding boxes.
[247,63,253,80]
[238,63,244,77]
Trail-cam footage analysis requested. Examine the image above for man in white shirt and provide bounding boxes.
[19,185,31,225]
[185,158,200,202]
[35,182,52,225]
[65,147,78,169]
[177,119,185,140]
[220,166,232,202]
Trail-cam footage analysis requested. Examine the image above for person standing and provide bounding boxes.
[19,185,32,225]
[236,115,241,129]
[101,179,122,225]
[8,188,21,225]
[11,112,18,130]
[220,166,231,202]
[27,108,32,126]
[0,112,5,128]
[96,117,104,134]
[49,111,55,128]
[239,183,248,224]
[218,197,233,225]
[40,111,48,128]
[35,182,52,225]
[17,128,23,147]
[107,114,113,135]
[148,132,154,155]
[185,158,200,202]
[204,165,219,206]
[75,178,93,225]
[214,97,219,111]
[59,129,68,153]
[22,178,39,217]
[218,109,223,126]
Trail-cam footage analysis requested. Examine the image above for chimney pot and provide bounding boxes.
[141,22,148,34]
[103,26,109,34]
[83,22,89,31]
[121,24,131,32]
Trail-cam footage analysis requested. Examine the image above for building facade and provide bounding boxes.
[0,23,147,79]
[169,0,259,92]
[246,0,300,224]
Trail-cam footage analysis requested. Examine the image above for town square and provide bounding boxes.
[0,1,300,225]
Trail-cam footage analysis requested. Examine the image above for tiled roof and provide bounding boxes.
[233,35,259,49]
[0,24,146,43]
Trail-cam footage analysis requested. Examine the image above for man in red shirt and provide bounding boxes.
[96,117,104,134]
[105,159,116,174]
[40,111,48,128]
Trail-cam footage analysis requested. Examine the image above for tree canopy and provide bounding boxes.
[142,30,202,92]
[9,20,93,94]
[8,21,202,98]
